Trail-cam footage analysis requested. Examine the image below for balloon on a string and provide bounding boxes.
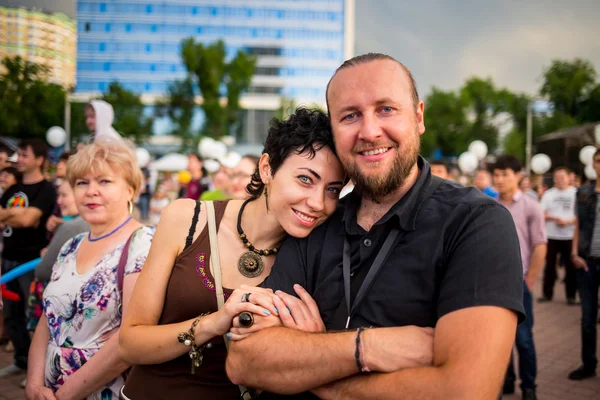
[136,148,150,167]
[458,152,478,174]
[468,140,488,161]
[579,145,597,166]
[46,126,66,147]
[178,170,191,184]
[530,154,552,174]
[198,137,217,159]
[585,164,597,180]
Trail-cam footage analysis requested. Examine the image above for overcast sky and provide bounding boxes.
[355,0,600,98]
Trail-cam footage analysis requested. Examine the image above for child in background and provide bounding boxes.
[0,167,22,195]
[149,187,170,226]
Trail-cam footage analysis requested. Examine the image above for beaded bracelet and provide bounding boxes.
[177,312,212,374]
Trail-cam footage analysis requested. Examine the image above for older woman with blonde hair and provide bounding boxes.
[25,138,155,400]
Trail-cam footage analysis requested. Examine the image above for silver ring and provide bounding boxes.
[241,293,251,303]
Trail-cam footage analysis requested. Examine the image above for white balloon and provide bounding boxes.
[136,148,150,167]
[458,152,479,174]
[468,140,488,161]
[220,135,236,147]
[198,137,216,159]
[211,141,227,160]
[531,153,552,175]
[203,159,221,173]
[46,126,66,147]
[219,152,242,169]
[579,145,597,166]
[585,164,597,180]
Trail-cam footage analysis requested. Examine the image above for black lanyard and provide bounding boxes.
[342,228,400,329]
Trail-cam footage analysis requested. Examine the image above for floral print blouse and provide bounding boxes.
[43,226,154,399]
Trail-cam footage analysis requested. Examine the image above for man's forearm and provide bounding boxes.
[227,327,357,394]
[526,244,547,283]
[0,208,9,223]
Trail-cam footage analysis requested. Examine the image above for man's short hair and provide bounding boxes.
[429,159,448,171]
[553,166,570,175]
[59,151,74,163]
[18,139,48,165]
[325,53,419,111]
[493,155,522,174]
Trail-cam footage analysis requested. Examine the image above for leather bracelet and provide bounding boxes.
[355,327,370,373]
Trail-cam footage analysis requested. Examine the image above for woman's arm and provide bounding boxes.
[119,200,270,365]
[25,314,57,400]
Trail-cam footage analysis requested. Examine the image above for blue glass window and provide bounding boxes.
[99,3,107,12]
[99,43,106,52]
[126,24,131,32]
[105,24,110,32]
[146,5,152,13]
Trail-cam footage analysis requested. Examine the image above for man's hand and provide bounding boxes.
[229,314,284,341]
[524,275,536,292]
[46,216,64,233]
[572,255,589,272]
[362,326,435,372]
[274,285,326,333]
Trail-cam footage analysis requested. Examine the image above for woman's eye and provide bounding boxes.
[327,187,341,195]
[298,175,311,184]
[76,181,87,186]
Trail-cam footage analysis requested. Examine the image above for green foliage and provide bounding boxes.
[0,56,66,138]
[180,38,256,138]
[423,87,470,157]
[155,77,196,151]
[541,58,596,118]
[101,82,153,144]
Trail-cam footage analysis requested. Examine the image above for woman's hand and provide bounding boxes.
[202,286,278,337]
[25,384,57,400]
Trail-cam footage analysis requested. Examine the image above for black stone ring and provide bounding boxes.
[241,293,251,303]
[238,312,254,327]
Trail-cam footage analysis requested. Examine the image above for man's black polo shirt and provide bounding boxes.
[264,157,525,331]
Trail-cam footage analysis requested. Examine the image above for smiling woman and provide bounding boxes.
[25,138,155,400]
[118,107,346,399]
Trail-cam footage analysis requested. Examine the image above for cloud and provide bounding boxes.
[355,0,600,96]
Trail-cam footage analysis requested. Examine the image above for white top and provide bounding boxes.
[540,186,577,240]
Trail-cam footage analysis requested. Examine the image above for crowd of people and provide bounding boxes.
[0,53,597,400]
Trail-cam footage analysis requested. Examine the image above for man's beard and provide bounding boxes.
[342,130,420,203]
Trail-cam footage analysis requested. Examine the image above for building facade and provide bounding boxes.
[0,2,76,88]
[75,0,354,143]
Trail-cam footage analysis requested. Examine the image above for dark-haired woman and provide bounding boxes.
[119,108,346,399]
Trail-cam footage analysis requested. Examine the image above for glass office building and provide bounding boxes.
[75,0,355,142]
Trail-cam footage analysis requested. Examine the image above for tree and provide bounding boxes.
[0,56,66,138]
[155,77,197,151]
[460,77,502,151]
[423,88,470,157]
[180,38,256,138]
[540,58,596,119]
[101,82,154,144]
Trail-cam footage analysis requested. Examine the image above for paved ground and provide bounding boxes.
[0,275,599,399]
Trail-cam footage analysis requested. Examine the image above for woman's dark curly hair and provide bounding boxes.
[246,107,337,199]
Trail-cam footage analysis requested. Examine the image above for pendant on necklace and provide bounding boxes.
[238,251,265,278]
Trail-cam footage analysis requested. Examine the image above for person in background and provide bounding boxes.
[84,100,121,143]
[538,167,577,304]
[473,168,498,198]
[0,167,22,195]
[230,155,260,200]
[494,155,547,400]
[0,146,12,170]
[569,148,600,381]
[429,159,450,180]
[25,138,154,400]
[149,187,170,226]
[520,176,539,201]
[54,152,72,183]
[27,180,90,333]
[0,139,56,379]
[137,168,151,222]
[184,154,210,200]
[200,163,234,201]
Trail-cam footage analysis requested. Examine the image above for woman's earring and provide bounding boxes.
[264,187,269,212]
[128,200,134,215]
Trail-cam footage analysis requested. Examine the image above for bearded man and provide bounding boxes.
[226,53,524,400]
